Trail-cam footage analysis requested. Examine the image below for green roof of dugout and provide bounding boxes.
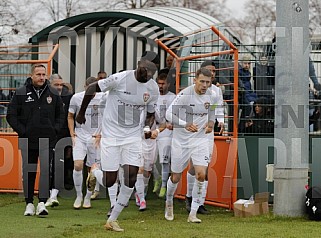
[29,7,223,47]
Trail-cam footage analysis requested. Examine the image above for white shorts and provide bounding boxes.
[157,137,171,164]
[73,137,100,167]
[142,139,157,172]
[171,138,210,173]
[100,138,143,172]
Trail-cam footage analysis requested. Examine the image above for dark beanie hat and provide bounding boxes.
[141,51,160,65]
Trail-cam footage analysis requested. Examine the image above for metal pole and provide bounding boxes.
[274,0,309,216]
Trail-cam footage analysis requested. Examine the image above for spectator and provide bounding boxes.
[253,55,275,100]
[0,87,8,101]
[244,97,274,134]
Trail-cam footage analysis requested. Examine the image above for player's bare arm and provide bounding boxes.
[76,82,101,124]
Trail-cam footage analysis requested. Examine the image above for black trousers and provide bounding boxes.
[20,140,54,204]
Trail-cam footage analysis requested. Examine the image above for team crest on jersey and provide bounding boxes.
[143,92,150,102]
[47,95,52,104]
[204,102,210,109]
[93,104,98,110]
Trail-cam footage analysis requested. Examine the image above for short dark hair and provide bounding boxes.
[196,68,212,78]
[200,60,216,68]
[157,73,168,82]
[31,64,46,74]
[85,76,97,86]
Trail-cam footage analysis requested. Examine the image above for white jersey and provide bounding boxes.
[69,91,104,142]
[166,85,220,147]
[98,70,159,144]
[156,91,176,139]
[211,84,224,123]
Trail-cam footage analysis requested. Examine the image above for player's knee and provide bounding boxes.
[171,173,181,183]
[105,172,117,187]
[195,172,205,182]
[74,161,83,171]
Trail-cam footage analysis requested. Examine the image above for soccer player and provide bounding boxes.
[68,76,103,209]
[90,92,119,213]
[185,60,224,214]
[76,51,160,232]
[164,68,221,223]
[155,73,176,198]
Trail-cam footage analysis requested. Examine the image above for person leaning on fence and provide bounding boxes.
[6,64,64,217]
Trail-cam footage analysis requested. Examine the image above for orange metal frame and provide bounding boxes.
[155,26,239,209]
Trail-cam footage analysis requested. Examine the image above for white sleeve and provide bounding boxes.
[166,92,188,127]
[68,94,78,114]
[214,88,224,123]
[98,75,119,92]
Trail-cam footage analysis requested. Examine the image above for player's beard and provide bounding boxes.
[137,75,149,83]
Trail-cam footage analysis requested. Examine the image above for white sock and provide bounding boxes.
[186,172,195,197]
[153,164,160,180]
[108,182,118,208]
[73,170,83,198]
[161,163,170,187]
[190,180,204,216]
[93,169,105,187]
[200,181,208,206]
[85,189,92,199]
[143,175,150,194]
[108,185,134,222]
[50,188,59,199]
[94,181,100,192]
[166,178,178,203]
[135,174,145,202]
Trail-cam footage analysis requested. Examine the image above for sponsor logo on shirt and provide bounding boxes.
[117,99,145,110]
[185,112,208,117]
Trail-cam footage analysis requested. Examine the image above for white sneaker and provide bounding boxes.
[73,197,83,209]
[45,198,59,207]
[165,202,174,221]
[24,203,35,216]
[36,202,48,216]
[187,214,202,223]
[83,197,91,209]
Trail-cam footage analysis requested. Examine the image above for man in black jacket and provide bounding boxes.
[6,64,64,217]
